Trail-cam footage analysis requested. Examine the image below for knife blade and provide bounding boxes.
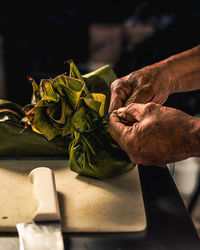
[16,167,64,250]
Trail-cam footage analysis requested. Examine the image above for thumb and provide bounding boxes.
[108,111,132,148]
[109,94,123,114]
[116,104,140,122]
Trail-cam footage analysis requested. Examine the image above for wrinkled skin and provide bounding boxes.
[108,103,200,166]
[109,45,200,113]
[108,46,200,166]
[109,63,172,113]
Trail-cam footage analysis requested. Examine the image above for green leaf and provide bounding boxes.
[48,97,72,125]
[0,120,67,157]
[83,65,116,113]
[69,127,134,179]
[54,76,85,110]
[40,79,59,103]
[0,99,25,119]
[71,106,93,132]
[0,99,68,157]
[68,59,83,81]
[90,93,106,117]
[68,60,89,94]
[82,95,101,114]
[28,102,62,140]
[83,64,117,87]
[21,61,134,179]
[28,77,41,102]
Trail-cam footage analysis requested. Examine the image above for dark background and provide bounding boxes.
[0,1,200,115]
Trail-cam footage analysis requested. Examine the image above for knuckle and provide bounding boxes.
[120,106,133,120]
[129,72,137,81]
[110,79,122,91]
[146,101,156,107]
[144,102,158,112]
[122,108,129,117]
[145,83,154,92]
[125,104,134,115]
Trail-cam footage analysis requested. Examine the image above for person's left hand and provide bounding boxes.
[109,62,173,113]
[108,102,199,166]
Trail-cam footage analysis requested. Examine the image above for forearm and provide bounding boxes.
[163,45,200,93]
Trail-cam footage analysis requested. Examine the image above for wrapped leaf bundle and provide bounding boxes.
[0,100,67,157]
[25,61,134,179]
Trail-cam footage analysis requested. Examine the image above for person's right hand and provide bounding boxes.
[109,62,173,113]
[108,102,200,166]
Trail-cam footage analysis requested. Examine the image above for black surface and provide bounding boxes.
[188,172,200,214]
[1,165,200,250]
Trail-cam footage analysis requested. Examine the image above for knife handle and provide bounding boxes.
[29,167,61,222]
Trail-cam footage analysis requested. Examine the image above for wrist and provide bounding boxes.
[151,59,177,95]
[158,57,179,95]
[160,45,200,94]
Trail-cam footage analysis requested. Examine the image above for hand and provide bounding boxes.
[108,102,200,166]
[109,63,173,113]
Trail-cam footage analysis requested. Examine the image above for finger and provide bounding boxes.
[151,95,168,105]
[117,103,148,122]
[125,87,153,106]
[108,112,132,148]
[109,79,133,113]
[109,93,123,114]
[109,87,130,113]
[117,106,137,122]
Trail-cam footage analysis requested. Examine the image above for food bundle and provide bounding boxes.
[0,61,134,179]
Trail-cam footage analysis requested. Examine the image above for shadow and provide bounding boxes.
[67,165,145,230]
[0,157,69,174]
[75,164,136,191]
[57,191,69,233]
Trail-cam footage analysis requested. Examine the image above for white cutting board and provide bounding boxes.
[0,159,146,232]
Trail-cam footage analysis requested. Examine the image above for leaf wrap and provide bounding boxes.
[1,61,134,179]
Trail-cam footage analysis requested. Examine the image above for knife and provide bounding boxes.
[16,167,64,250]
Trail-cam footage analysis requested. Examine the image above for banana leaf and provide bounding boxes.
[0,100,67,157]
[25,61,134,179]
[0,62,134,179]
[69,127,133,179]
[83,65,116,114]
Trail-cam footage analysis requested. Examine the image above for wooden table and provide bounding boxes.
[1,165,200,250]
